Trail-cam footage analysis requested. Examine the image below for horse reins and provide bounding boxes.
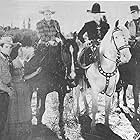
[98,28,130,96]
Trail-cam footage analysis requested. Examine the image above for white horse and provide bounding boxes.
[74,20,132,132]
[87,20,132,132]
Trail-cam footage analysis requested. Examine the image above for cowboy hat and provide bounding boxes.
[130,5,140,13]
[39,6,55,15]
[0,36,19,48]
[87,3,105,13]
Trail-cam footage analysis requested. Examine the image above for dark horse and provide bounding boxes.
[23,33,80,139]
[23,42,70,139]
[116,40,140,126]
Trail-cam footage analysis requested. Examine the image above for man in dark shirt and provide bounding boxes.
[78,3,110,44]
[127,5,140,118]
[77,3,110,68]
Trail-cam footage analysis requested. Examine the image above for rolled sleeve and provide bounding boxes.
[0,60,11,85]
[78,24,87,43]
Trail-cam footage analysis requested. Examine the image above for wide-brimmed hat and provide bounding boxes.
[39,6,55,15]
[87,3,105,13]
[0,36,19,48]
[130,5,140,13]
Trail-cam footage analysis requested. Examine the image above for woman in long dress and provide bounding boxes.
[5,47,40,140]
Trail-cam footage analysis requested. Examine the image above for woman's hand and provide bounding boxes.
[36,67,42,74]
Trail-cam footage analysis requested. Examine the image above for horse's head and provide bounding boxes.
[60,32,79,79]
[112,20,131,64]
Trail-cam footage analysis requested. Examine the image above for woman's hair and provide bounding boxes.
[21,36,32,47]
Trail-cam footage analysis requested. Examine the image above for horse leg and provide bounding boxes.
[37,94,46,125]
[133,85,140,119]
[58,89,66,139]
[81,82,89,115]
[91,89,98,133]
[115,78,122,108]
[123,83,128,107]
[74,85,80,117]
[82,91,89,115]
[116,90,120,108]
[105,95,112,126]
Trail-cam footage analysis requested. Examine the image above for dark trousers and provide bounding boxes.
[0,92,9,139]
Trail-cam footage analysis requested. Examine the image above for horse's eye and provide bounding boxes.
[115,37,118,39]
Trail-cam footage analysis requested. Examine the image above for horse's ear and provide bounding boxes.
[73,31,77,41]
[115,20,119,28]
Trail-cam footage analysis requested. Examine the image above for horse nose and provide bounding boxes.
[125,50,131,63]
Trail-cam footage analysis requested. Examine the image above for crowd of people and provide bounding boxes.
[0,2,139,140]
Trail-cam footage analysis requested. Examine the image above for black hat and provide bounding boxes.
[130,5,140,13]
[87,3,105,13]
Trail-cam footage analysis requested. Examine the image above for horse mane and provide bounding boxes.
[100,27,114,53]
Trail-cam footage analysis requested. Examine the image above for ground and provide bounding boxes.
[31,86,140,140]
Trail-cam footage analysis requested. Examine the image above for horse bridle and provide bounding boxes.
[103,27,130,65]
[112,27,130,64]
[99,27,130,97]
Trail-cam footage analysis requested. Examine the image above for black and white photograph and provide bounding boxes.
[0,0,140,140]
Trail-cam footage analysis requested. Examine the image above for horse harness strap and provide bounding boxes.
[98,28,129,96]
[98,62,118,97]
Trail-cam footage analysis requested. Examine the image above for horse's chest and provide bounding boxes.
[87,65,119,93]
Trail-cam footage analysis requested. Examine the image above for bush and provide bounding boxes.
[3,28,39,46]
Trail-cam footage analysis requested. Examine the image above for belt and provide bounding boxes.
[40,40,59,47]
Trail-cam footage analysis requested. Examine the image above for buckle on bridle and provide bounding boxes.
[118,44,130,51]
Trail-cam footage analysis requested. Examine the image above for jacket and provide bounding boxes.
[36,19,61,43]
[78,20,110,43]
[128,18,140,40]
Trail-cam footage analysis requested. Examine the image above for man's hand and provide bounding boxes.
[8,87,15,99]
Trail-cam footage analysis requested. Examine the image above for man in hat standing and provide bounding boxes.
[78,3,110,45]
[0,36,16,139]
[127,5,140,120]
[36,6,62,47]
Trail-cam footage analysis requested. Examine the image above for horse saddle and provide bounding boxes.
[78,44,99,69]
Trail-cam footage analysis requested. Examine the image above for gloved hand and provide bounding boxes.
[55,37,61,43]
[83,40,92,47]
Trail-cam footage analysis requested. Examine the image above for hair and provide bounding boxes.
[21,36,32,47]
[0,43,4,47]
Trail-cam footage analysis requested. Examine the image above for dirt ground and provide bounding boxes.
[31,86,140,140]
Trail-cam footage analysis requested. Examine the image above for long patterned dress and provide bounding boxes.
[5,58,32,140]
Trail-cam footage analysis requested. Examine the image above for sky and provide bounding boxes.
[0,0,140,34]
